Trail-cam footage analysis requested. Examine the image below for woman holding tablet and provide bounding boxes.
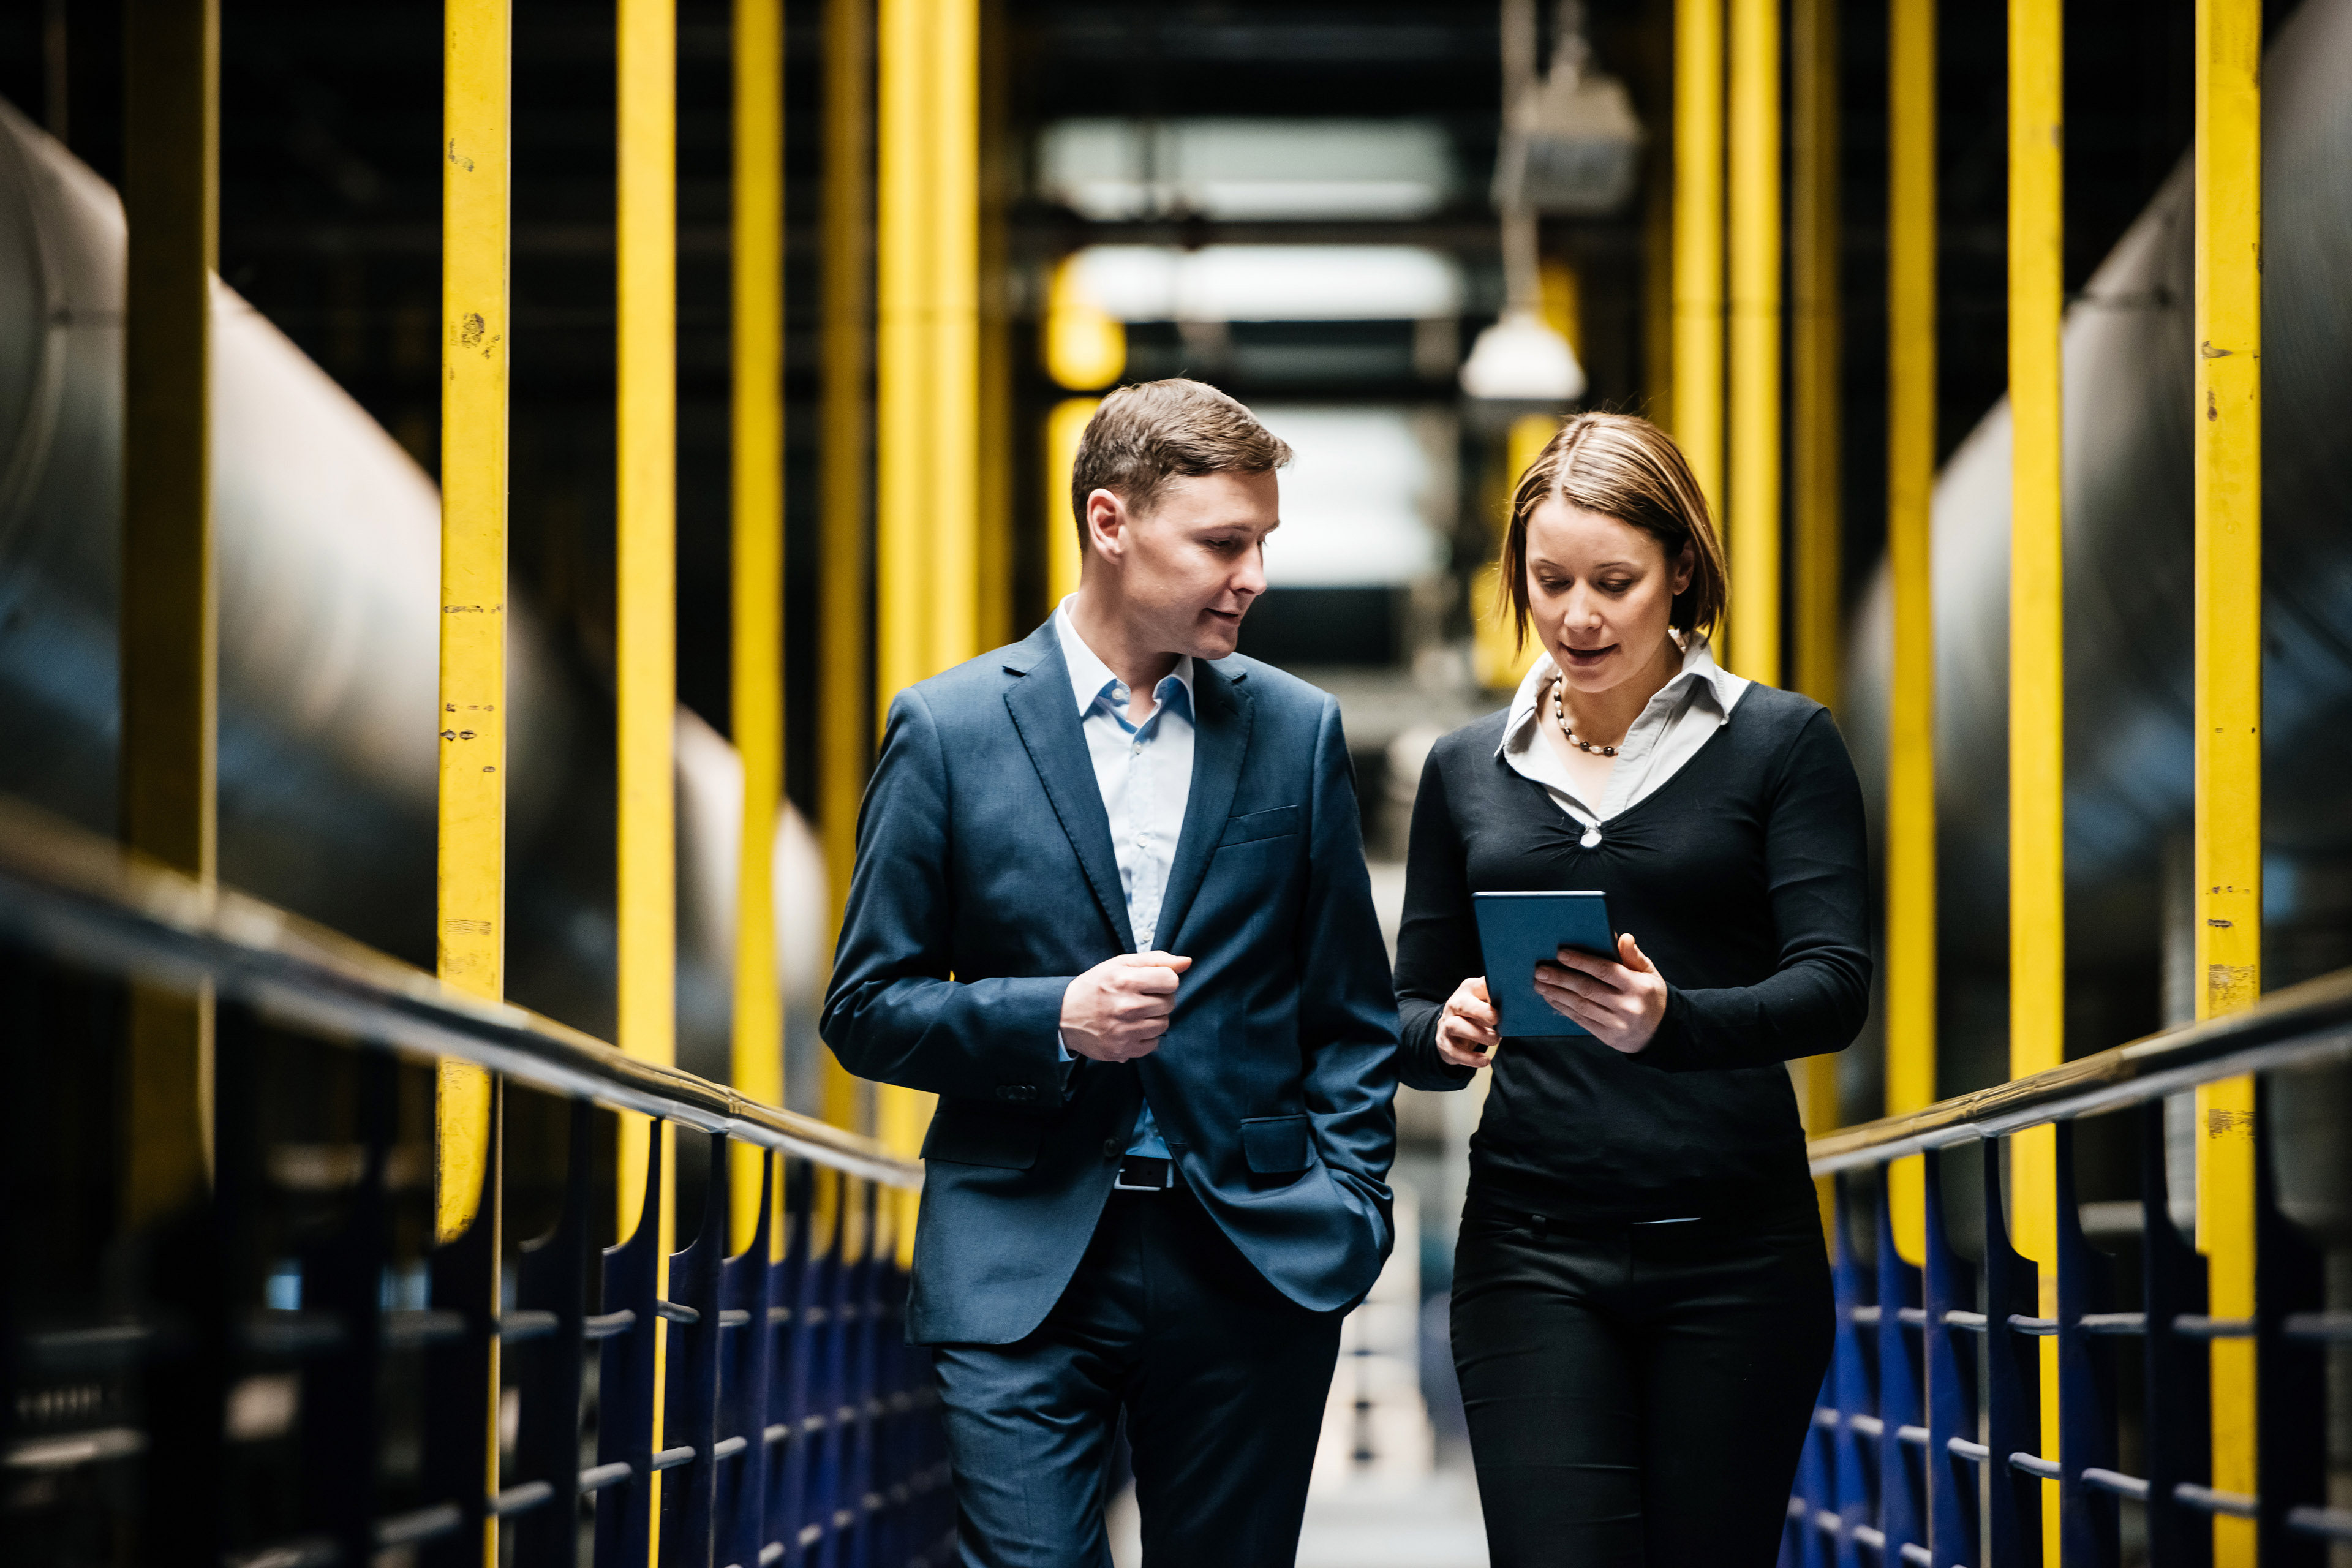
[1396,412,1869,1566]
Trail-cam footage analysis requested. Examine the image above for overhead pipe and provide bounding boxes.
[0,99,827,1100]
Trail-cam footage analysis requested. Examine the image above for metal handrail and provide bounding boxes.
[1806,965,2352,1175]
[0,797,920,1188]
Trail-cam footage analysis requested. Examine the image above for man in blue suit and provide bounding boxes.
[823,379,1399,1566]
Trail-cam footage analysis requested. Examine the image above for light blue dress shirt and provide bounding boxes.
[1052,600,1194,1160]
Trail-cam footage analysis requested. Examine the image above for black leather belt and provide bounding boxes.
[1113,1155,1176,1191]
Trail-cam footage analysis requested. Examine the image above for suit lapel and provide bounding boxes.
[1153,660,1253,953]
[1003,629,1138,954]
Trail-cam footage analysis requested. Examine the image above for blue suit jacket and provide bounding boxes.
[821,618,1400,1345]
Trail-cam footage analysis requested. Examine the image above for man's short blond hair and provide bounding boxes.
[1069,379,1292,547]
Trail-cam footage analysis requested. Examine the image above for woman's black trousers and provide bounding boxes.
[1450,1194,1835,1566]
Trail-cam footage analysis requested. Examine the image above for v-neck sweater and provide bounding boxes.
[1395,682,1872,1221]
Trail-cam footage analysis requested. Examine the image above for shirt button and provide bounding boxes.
[1102,1137,1121,1159]
[1580,827,1602,848]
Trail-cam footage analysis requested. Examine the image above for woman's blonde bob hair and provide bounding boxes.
[1499,412,1729,650]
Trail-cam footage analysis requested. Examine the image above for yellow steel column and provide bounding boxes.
[876,0,979,1252]
[924,0,981,677]
[1726,0,1781,687]
[2192,0,2262,1556]
[2008,0,2065,1551]
[1883,0,1937,1268]
[120,0,219,1231]
[439,7,510,1557]
[616,0,678,1493]
[1672,0,1725,522]
[437,0,510,1240]
[1790,0,1841,714]
[1789,0,1843,1232]
[731,0,785,1252]
[875,0,927,734]
[819,0,873,1133]
[1045,396,1102,606]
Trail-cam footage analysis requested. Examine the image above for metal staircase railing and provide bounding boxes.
[0,800,950,1568]
[1785,967,2352,1568]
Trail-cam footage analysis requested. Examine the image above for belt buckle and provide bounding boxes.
[1113,1156,1173,1191]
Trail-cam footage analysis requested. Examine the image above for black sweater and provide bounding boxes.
[1396,684,1872,1221]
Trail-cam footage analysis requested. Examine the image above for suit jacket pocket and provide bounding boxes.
[1219,805,1299,847]
[1239,1114,1314,1174]
[921,1098,1044,1170]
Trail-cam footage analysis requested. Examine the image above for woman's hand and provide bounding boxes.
[1533,933,1668,1055]
[1435,976,1500,1069]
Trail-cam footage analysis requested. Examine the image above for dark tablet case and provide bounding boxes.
[1471,890,1617,1039]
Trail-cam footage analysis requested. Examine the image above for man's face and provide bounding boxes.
[1088,469,1279,660]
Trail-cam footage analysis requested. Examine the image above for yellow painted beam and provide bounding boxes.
[616,0,676,1255]
[819,0,873,1134]
[1726,0,1781,687]
[876,0,981,1257]
[1790,0,1841,715]
[2008,0,2065,1553]
[1672,0,1725,524]
[2192,0,2263,1558]
[120,0,219,1231]
[1884,0,1936,1268]
[1045,396,1101,606]
[616,0,679,1523]
[731,0,785,1256]
[437,12,510,1556]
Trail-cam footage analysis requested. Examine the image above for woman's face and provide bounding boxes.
[1523,498,1694,695]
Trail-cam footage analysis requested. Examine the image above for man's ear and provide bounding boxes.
[1084,488,1128,562]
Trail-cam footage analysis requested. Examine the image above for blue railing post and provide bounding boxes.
[718,1149,778,1568]
[300,1049,396,1567]
[772,1178,818,1564]
[510,1097,597,1568]
[597,1123,665,1568]
[1921,1151,1981,1568]
[1874,1172,1926,1562]
[423,1082,501,1568]
[1828,1177,1875,1566]
[2052,1120,2120,1568]
[663,1133,729,1568]
[1980,1138,2042,1568]
[2139,1100,2211,1568]
[2254,1077,2328,1567]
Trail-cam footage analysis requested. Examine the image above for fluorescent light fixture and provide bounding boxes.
[1252,406,1450,587]
[1460,311,1586,402]
[1038,118,1455,222]
[1072,245,1464,323]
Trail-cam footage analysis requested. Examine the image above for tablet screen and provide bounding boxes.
[1471,891,1616,1039]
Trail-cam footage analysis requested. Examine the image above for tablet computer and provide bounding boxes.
[1471,891,1617,1039]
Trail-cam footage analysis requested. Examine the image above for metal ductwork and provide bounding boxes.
[0,97,826,1092]
[1844,0,2352,1090]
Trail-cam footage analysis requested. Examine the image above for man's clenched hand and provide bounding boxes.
[1060,952,1192,1062]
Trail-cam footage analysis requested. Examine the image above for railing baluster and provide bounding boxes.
[2052,1120,2122,1568]
[511,1097,595,1568]
[300,1049,397,1567]
[2255,1077,2328,1567]
[718,1148,778,1568]
[2140,1099,2212,1568]
[1921,1152,1980,1568]
[423,1082,502,1568]
[1980,1137,2043,1568]
[597,1120,666,1568]
[664,1133,730,1568]
[1875,1174,1926,1562]
[1826,1176,1873,1565]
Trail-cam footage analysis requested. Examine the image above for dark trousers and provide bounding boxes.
[1450,1194,1834,1567]
[930,1184,1344,1568]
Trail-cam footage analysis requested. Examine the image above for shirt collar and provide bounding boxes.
[1496,633,1746,756]
[1054,597,1196,717]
